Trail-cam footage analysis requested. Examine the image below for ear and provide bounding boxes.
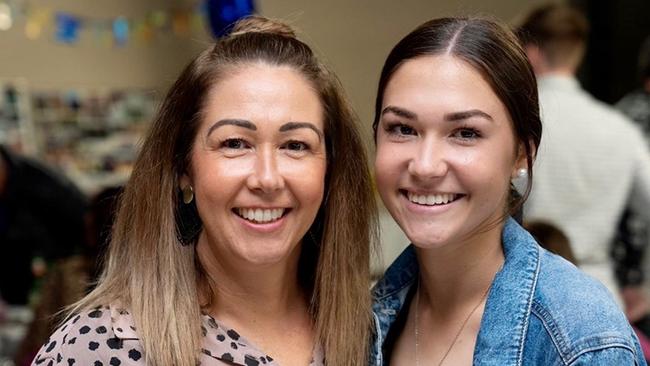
[511,140,535,179]
[180,173,191,189]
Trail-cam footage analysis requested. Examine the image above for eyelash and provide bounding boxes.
[281,140,311,151]
[452,127,482,140]
[384,122,482,141]
[219,138,311,152]
[385,122,417,138]
[220,138,250,150]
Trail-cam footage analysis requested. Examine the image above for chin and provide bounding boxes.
[410,236,451,250]
[399,221,453,249]
[237,242,298,266]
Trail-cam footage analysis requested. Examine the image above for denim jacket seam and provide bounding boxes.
[531,301,638,365]
[371,312,383,366]
[565,343,637,366]
[515,243,542,366]
[531,300,571,365]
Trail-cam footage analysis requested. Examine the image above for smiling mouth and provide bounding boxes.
[233,208,290,224]
[401,190,464,206]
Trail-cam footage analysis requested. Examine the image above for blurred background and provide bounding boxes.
[0,0,648,364]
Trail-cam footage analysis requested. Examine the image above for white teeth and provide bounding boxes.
[237,208,285,223]
[407,192,457,206]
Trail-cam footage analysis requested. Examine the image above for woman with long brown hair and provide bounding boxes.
[33,16,376,366]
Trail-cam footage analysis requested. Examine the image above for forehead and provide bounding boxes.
[383,55,509,123]
[202,62,323,129]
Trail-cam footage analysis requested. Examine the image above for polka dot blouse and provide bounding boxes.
[31,305,324,365]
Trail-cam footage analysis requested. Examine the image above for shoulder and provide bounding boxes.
[528,251,643,364]
[32,305,145,366]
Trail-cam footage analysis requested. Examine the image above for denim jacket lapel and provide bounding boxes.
[371,245,418,366]
[473,218,541,366]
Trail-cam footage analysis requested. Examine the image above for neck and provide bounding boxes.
[196,237,308,328]
[538,69,575,79]
[415,220,504,315]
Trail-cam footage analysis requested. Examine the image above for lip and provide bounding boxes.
[232,208,291,233]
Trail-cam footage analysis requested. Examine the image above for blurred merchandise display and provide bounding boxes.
[0,81,157,195]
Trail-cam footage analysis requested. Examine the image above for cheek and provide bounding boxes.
[283,158,327,201]
[374,143,404,192]
[191,155,252,201]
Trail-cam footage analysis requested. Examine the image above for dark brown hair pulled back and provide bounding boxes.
[373,17,542,214]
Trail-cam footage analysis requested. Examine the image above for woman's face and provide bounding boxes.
[375,55,526,249]
[184,63,326,266]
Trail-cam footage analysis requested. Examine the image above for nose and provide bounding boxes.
[407,138,448,180]
[246,146,285,193]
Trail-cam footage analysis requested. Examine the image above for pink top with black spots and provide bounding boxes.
[31,305,324,366]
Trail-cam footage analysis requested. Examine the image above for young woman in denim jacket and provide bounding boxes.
[370,17,646,366]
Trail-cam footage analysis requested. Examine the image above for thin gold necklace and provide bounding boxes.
[414,280,491,366]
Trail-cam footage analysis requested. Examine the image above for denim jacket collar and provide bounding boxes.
[473,217,540,365]
[371,217,541,366]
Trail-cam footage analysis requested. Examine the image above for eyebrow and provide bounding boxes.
[444,109,493,122]
[207,119,256,136]
[206,119,323,141]
[279,122,324,141]
[381,106,418,120]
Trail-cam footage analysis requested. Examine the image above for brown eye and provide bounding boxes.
[222,138,248,149]
[385,123,417,137]
[285,141,308,151]
[398,125,415,135]
[453,128,481,140]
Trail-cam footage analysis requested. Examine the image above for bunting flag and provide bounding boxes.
[0,0,253,47]
[206,0,255,38]
[55,12,80,44]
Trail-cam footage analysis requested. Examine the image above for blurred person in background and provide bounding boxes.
[0,145,86,306]
[524,220,577,264]
[33,16,376,366]
[12,186,122,365]
[517,3,650,305]
[613,33,650,345]
[0,144,86,362]
[617,36,650,141]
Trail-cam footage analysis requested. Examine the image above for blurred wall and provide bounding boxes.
[0,0,202,91]
[1,0,546,114]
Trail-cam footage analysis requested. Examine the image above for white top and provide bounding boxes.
[525,75,650,295]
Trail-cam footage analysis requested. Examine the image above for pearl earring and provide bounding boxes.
[516,168,528,178]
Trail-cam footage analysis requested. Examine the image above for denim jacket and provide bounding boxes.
[371,218,647,365]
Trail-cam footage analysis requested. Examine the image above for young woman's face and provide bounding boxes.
[375,55,526,249]
[184,63,326,266]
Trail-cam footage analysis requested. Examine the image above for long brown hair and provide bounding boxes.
[70,16,377,366]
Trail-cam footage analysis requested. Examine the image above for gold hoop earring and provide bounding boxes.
[182,185,194,204]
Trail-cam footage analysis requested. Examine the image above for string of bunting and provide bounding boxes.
[0,0,255,46]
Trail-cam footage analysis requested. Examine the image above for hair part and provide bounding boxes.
[67,15,376,366]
